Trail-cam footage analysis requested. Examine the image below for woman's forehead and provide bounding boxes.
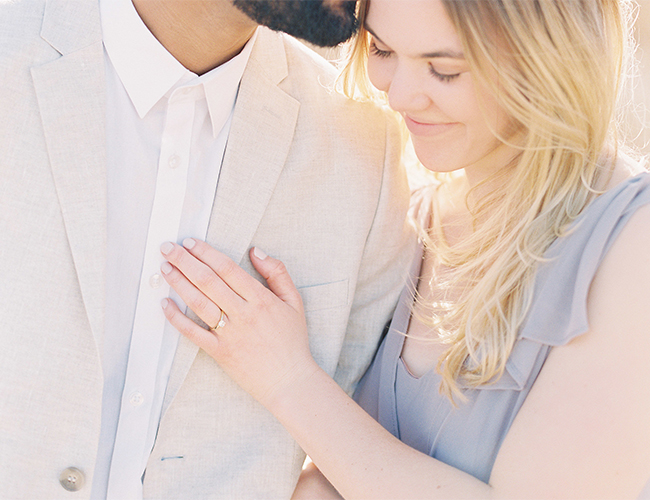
[365,0,464,57]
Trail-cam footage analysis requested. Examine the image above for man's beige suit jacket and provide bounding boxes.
[0,1,414,498]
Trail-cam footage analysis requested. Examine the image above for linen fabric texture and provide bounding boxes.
[0,0,414,498]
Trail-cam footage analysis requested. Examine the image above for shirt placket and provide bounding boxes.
[106,86,196,500]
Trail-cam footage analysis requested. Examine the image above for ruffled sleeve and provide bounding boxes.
[520,173,650,346]
[466,172,650,392]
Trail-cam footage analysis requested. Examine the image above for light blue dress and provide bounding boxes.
[354,172,650,489]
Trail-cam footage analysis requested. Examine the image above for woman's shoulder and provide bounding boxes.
[519,157,650,347]
[491,219,650,495]
[596,170,650,279]
[600,151,649,191]
[611,150,648,179]
[590,154,650,228]
[491,157,650,498]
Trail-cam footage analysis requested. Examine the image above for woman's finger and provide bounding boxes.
[181,238,267,300]
[161,297,220,358]
[160,261,226,329]
[250,247,303,312]
[161,241,245,312]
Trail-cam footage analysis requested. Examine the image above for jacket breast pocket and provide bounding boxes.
[298,279,349,312]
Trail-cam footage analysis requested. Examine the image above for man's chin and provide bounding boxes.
[232,0,358,47]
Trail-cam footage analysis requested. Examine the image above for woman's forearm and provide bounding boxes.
[269,367,492,500]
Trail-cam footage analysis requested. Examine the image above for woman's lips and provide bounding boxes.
[404,115,457,137]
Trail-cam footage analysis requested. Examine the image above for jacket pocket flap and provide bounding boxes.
[298,279,349,312]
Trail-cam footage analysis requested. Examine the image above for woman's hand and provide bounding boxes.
[159,239,320,410]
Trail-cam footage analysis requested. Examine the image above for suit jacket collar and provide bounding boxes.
[163,28,300,413]
[40,0,103,55]
[32,0,107,350]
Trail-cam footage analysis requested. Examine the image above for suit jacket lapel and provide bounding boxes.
[163,29,300,413]
[30,0,107,349]
[205,29,300,264]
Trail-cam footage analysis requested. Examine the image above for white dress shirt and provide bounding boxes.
[95,1,257,498]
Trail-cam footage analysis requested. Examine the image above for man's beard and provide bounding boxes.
[232,0,358,47]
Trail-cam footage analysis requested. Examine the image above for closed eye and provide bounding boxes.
[370,41,392,59]
[429,65,461,83]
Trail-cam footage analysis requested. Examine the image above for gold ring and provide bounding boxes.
[210,309,227,331]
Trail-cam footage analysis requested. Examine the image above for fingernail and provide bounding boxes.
[160,242,174,255]
[161,298,169,309]
[253,247,268,260]
[161,262,173,274]
[183,238,196,250]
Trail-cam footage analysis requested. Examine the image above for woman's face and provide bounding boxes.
[365,0,515,182]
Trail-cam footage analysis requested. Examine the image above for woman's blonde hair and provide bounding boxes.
[341,0,637,400]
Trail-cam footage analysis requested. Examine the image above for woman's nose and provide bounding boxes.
[386,64,432,114]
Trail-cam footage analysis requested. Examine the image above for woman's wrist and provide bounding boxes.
[259,358,325,416]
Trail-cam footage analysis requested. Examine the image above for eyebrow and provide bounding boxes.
[364,24,465,60]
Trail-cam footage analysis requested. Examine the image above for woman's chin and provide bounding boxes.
[414,151,463,175]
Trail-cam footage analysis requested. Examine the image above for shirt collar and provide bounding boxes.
[202,28,257,138]
[101,0,188,118]
[101,0,257,125]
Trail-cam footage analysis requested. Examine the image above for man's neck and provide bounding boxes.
[132,0,258,75]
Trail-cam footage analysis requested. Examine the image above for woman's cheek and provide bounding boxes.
[367,56,394,93]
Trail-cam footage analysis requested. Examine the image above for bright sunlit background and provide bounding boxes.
[632,1,650,153]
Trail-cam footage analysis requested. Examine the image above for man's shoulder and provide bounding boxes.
[0,0,46,47]
[1,0,101,62]
[279,32,340,83]
[260,30,394,134]
[0,0,45,17]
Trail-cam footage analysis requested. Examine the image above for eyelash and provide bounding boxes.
[369,41,391,59]
[428,66,461,83]
[369,41,461,83]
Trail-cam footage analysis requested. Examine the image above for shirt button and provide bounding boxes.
[59,467,85,492]
[168,154,181,169]
[149,273,162,288]
[129,392,144,406]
